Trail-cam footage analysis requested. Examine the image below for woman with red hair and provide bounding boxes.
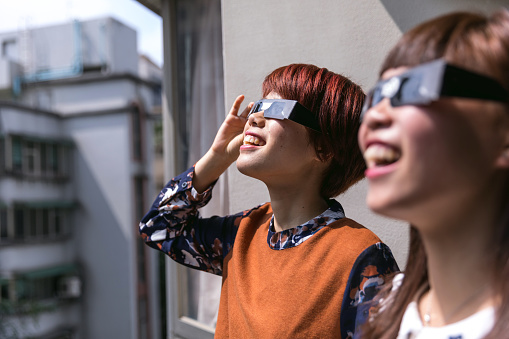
[140,64,398,338]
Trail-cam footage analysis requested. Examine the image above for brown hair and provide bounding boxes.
[362,9,509,339]
[262,64,366,198]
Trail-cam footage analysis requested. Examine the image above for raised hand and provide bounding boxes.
[210,95,253,162]
[193,95,253,193]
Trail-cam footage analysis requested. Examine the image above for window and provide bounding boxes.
[0,203,73,244]
[11,136,23,172]
[0,207,7,239]
[2,39,17,60]
[163,0,224,338]
[25,141,37,174]
[14,207,25,240]
[4,135,71,179]
[0,279,8,302]
[48,143,60,173]
[29,209,38,237]
[0,137,5,175]
[1,265,80,304]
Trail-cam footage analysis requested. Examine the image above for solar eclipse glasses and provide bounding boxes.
[361,59,509,119]
[248,99,321,133]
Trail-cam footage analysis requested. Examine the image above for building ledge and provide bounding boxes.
[136,0,162,16]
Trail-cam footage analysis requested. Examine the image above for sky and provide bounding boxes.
[0,0,163,66]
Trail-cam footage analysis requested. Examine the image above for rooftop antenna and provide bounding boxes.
[18,16,34,75]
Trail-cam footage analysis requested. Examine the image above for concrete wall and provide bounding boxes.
[221,0,509,268]
[66,111,137,339]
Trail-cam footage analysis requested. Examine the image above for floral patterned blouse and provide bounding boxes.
[139,166,400,338]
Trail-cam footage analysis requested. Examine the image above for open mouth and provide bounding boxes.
[243,134,266,146]
[363,144,401,168]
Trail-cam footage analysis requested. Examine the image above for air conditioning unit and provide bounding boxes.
[58,275,82,298]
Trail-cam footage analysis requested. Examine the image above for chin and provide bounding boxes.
[367,192,421,224]
[236,158,256,177]
[236,158,268,182]
[366,192,401,219]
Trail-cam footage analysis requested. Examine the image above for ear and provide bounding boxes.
[314,148,332,163]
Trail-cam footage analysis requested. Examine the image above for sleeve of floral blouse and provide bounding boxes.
[340,242,400,339]
[138,166,241,276]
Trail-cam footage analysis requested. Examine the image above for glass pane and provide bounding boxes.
[49,144,59,173]
[12,137,23,172]
[54,209,62,235]
[25,141,36,174]
[0,209,8,239]
[29,209,38,238]
[42,209,50,237]
[173,0,224,331]
[0,281,9,301]
[41,143,48,175]
[14,208,25,239]
[0,138,5,173]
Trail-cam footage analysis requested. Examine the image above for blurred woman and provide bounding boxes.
[358,9,509,339]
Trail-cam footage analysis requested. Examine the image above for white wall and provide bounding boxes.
[221,0,509,269]
[65,111,138,339]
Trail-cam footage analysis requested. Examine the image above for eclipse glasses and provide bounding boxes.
[248,99,321,133]
[361,58,509,119]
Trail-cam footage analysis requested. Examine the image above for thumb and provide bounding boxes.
[228,133,245,157]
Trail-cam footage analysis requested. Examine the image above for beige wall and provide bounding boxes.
[221,0,508,268]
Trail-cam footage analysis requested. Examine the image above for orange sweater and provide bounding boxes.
[215,203,387,339]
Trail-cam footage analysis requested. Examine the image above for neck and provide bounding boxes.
[267,180,329,232]
[420,238,495,326]
[416,196,500,326]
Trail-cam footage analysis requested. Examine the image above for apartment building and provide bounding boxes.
[0,17,161,339]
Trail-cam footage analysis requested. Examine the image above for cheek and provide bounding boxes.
[242,121,250,133]
[404,112,485,181]
[280,128,312,154]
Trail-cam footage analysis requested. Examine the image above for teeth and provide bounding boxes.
[243,135,265,146]
[363,144,400,168]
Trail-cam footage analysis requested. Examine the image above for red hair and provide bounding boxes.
[262,64,366,198]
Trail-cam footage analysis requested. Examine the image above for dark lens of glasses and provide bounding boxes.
[361,78,401,119]
[391,75,424,107]
[251,102,263,114]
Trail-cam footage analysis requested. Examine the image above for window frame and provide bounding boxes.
[3,134,72,180]
[161,0,223,338]
[0,202,74,244]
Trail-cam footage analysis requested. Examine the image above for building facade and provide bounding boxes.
[0,17,162,339]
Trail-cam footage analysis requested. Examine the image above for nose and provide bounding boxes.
[248,111,266,128]
[361,98,392,130]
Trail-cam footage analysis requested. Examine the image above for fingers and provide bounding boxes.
[228,95,245,117]
[228,95,255,119]
[239,101,254,118]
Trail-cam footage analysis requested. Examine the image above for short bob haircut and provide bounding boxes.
[262,63,366,198]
